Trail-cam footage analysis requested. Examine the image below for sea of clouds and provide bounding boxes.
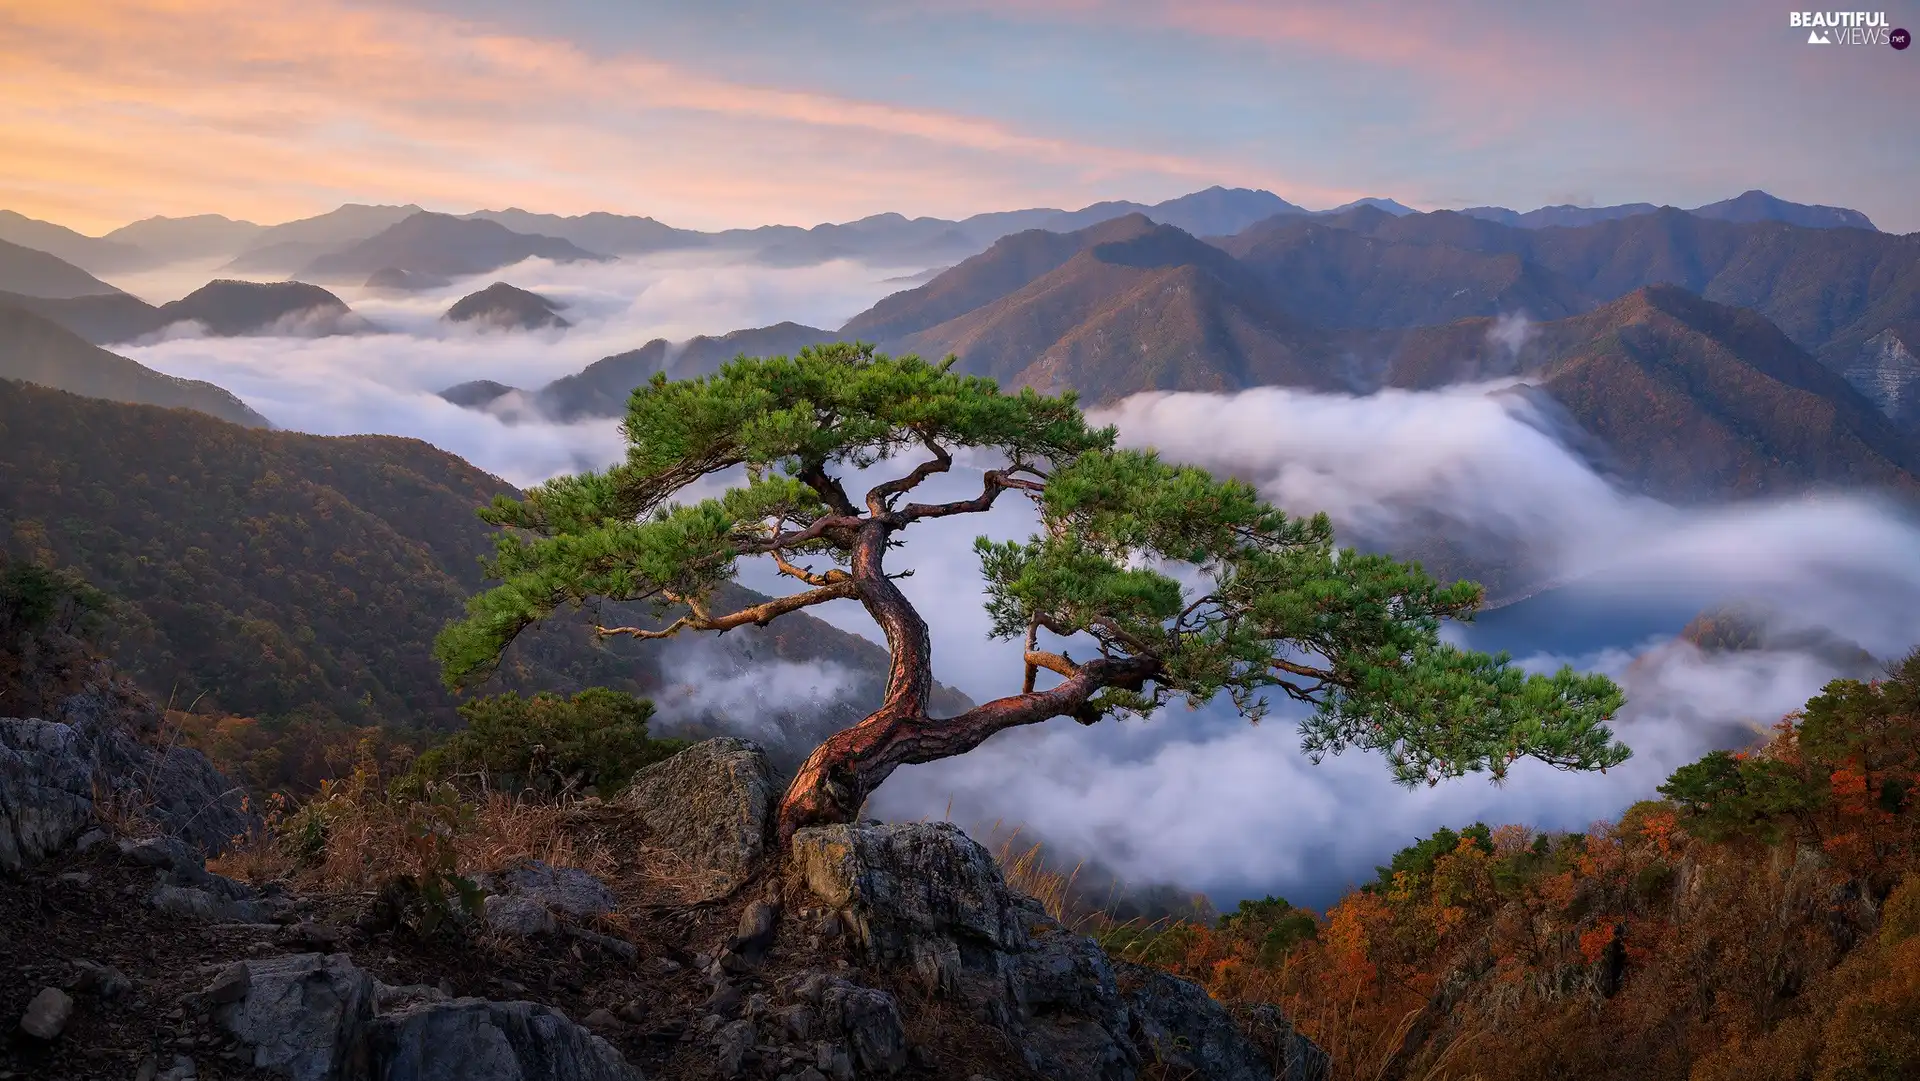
[113,253,1920,907]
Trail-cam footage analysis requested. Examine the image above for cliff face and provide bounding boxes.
[1841,329,1920,429]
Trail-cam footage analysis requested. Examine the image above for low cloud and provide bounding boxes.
[1486,310,1535,355]
[114,253,911,486]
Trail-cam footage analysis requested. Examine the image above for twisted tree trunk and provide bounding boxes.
[774,519,1159,846]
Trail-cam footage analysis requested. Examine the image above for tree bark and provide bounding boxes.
[774,515,1159,846]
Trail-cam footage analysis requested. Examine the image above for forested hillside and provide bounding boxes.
[0,381,962,787]
[1100,653,1920,1080]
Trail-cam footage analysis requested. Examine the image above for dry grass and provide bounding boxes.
[211,761,615,894]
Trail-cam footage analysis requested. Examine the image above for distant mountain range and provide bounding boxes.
[0,302,269,427]
[1460,189,1878,232]
[0,237,124,299]
[301,212,607,279]
[1,188,1890,285]
[458,201,1919,525]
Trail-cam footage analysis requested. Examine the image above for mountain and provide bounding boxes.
[438,379,517,409]
[153,279,367,337]
[1459,202,1664,229]
[1217,214,1594,331]
[443,282,570,330]
[1301,207,1920,365]
[0,290,163,344]
[1373,286,1920,500]
[0,380,967,747]
[892,214,1333,401]
[842,216,1155,342]
[0,210,146,273]
[301,212,607,279]
[1458,190,1877,232]
[0,237,125,299]
[525,322,843,420]
[1317,197,1417,217]
[1838,329,1920,429]
[365,267,451,292]
[466,209,707,254]
[224,203,424,273]
[1689,189,1877,231]
[0,302,267,426]
[101,213,264,262]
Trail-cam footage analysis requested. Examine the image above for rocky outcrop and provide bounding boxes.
[373,998,642,1081]
[1841,329,1920,427]
[206,953,643,1081]
[0,677,256,870]
[791,818,1330,1081]
[618,737,775,902]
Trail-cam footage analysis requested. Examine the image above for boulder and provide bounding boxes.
[206,952,644,1081]
[0,718,96,869]
[1117,963,1331,1081]
[618,738,774,901]
[478,864,614,921]
[210,954,376,1081]
[370,998,642,1081]
[791,820,1324,1081]
[19,986,74,1040]
[0,676,256,871]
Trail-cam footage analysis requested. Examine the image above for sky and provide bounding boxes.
[3,0,1916,235]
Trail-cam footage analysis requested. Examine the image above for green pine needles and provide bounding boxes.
[434,343,1628,834]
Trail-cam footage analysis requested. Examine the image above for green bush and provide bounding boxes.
[407,688,686,798]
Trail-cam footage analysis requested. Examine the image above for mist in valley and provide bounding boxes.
[98,250,1920,909]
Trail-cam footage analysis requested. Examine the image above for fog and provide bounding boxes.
[112,252,902,485]
[106,257,1920,907]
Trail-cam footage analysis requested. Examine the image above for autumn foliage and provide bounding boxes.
[1108,650,1920,1080]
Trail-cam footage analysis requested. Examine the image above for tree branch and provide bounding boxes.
[595,580,858,640]
[900,469,1042,522]
[799,460,858,517]
[865,430,952,515]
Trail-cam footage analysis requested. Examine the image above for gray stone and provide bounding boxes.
[617,738,773,902]
[735,898,779,955]
[714,1018,755,1078]
[0,719,97,869]
[484,894,558,937]
[1118,961,1331,1081]
[581,1008,622,1035]
[374,983,451,1013]
[481,862,616,919]
[204,962,252,1005]
[816,981,907,1077]
[19,985,74,1039]
[72,958,135,1001]
[151,883,272,923]
[370,997,643,1081]
[210,953,375,1081]
[157,1054,199,1081]
[788,819,1326,1081]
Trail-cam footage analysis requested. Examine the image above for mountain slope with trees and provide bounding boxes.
[0,304,268,426]
[0,380,957,762]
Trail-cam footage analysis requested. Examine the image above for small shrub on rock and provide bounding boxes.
[406,688,685,799]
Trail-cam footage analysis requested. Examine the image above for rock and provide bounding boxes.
[0,718,98,869]
[209,953,375,1081]
[618,737,774,902]
[566,926,639,962]
[157,1054,199,1081]
[713,1018,756,1078]
[1230,1004,1333,1081]
[374,983,450,1013]
[19,985,74,1039]
[279,922,348,951]
[151,883,272,923]
[202,961,251,1005]
[370,997,642,1081]
[72,958,135,1001]
[484,894,558,936]
[816,980,907,1077]
[480,861,617,920]
[790,820,1324,1081]
[735,898,780,956]
[581,1008,623,1035]
[705,980,743,1020]
[58,870,92,886]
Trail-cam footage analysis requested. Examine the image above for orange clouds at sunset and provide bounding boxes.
[0,0,1341,233]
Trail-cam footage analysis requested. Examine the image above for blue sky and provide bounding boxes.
[3,0,1915,232]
